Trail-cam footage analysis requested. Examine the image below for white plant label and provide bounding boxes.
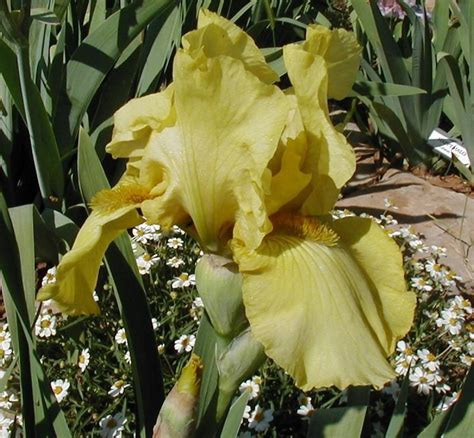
[428,129,471,167]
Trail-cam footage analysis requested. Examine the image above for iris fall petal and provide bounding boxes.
[37,187,147,315]
[233,215,415,390]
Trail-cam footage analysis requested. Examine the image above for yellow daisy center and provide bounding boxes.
[106,418,118,428]
[53,386,63,395]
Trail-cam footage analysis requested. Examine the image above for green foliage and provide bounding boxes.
[350,0,448,167]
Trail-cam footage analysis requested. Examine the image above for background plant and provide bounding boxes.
[349,0,450,168]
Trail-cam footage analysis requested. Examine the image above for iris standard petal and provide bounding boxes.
[232,214,414,390]
[37,185,150,315]
[182,10,279,84]
[138,49,288,252]
[105,84,175,159]
[283,44,356,215]
[265,94,312,215]
[304,25,361,100]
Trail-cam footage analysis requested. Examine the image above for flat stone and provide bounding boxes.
[337,169,474,291]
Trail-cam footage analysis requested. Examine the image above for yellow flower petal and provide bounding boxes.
[331,216,416,352]
[138,50,288,252]
[283,44,356,215]
[105,84,175,159]
[182,10,279,84]
[303,25,361,100]
[232,214,415,390]
[37,186,148,315]
[265,94,312,215]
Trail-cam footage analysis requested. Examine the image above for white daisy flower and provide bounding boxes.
[108,380,130,398]
[124,351,131,365]
[190,297,204,321]
[157,344,165,354]
[0,328,10,352]
[0,411,14,433]
[460,354,472,366]
[331,209,356,219]
[425,260,446,280]
[99,412,127,438]
[389,226,414,240]
[430,245,447,258]
[436,309,464,335]
[151,318,160,330]
[193,297,204,308]
[115,328,128,346]
[51,379,70,403]
[93,290,100,302]
[407,260,424,272]
[166,256,185,268]
[41,266,57,287]
[439,271,461,289]
[167,237,183,249]
[132,223,160,244]
[171,273,196,289]
[239,379,260,400]
[409,239,428,252]
[248,405,273,433]
[409,367,435,395]
[35,314,57,338]
[417,349,440,372]
[174,334,195,354]
[0,391,12,409]
[396,340,417,363]
[78,348,90,373]
[379,214,398,226]
[466,341,474,356]
[449,296,473,315]
[435,381,451,394]
[297,395,315,418]
[136,253,159,275]
[172,225,185,235]
[395,358,411,376]
[410,277,432,292]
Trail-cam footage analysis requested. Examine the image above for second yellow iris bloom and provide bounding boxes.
[39,11,416,391]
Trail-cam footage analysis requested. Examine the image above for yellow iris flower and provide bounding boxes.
[38,11,416,390]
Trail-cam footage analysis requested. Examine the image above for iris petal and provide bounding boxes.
[304,25,361,100]
[232,216,415,390]
[105,84,175,160]
[37,200,144,315]
[283,44,356,215]
[138,50,288,252]
[182,9,279,84]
